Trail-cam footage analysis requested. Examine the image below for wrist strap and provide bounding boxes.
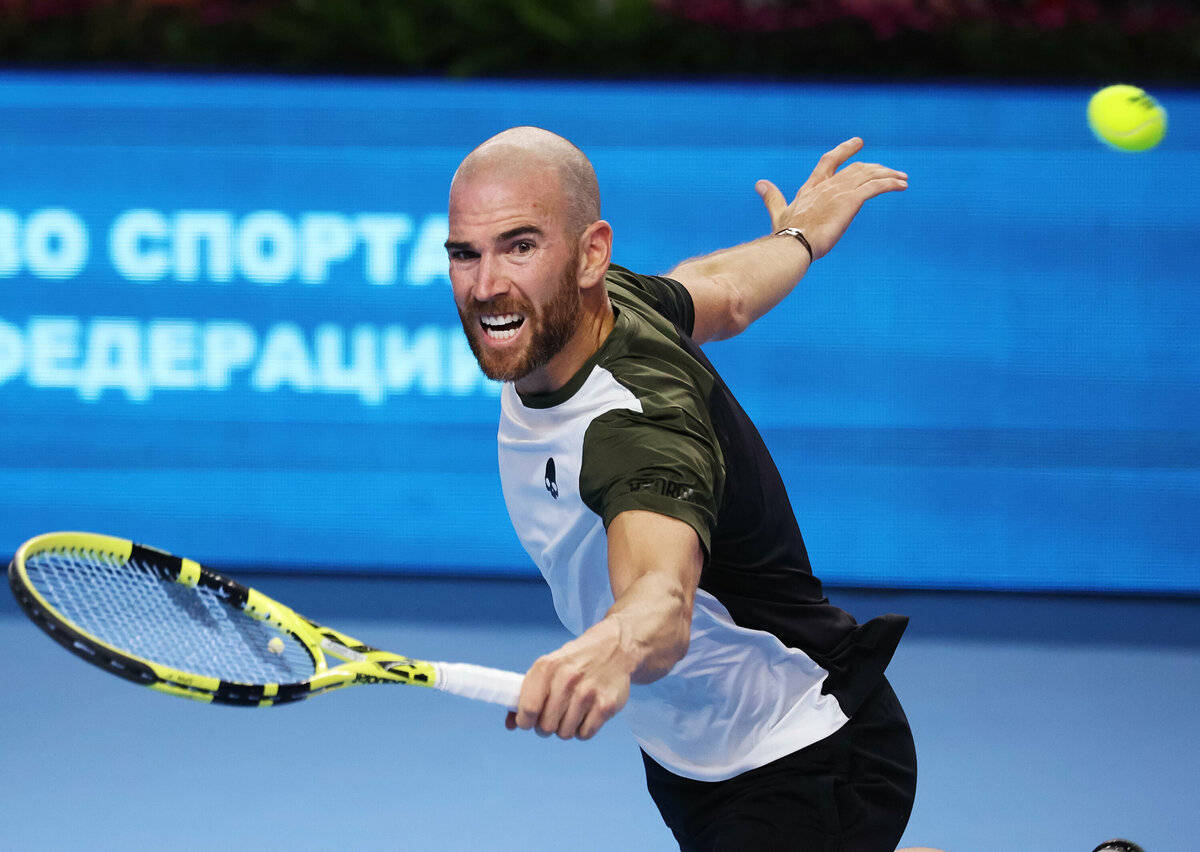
[774,228,813,262]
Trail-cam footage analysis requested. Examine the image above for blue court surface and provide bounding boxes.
[2,576,1196,852]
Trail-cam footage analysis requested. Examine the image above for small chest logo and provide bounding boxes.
[544,458,559,499]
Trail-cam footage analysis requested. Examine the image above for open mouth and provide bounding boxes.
[479,313,526,341]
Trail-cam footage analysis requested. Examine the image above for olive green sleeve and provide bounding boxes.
[606,264,696,337]
[579,405,723,556]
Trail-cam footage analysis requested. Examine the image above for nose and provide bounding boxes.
[473,253,509,302]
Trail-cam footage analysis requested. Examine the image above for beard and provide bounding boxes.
[457,254,583,383]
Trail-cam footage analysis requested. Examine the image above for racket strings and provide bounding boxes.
[24,548,314,685]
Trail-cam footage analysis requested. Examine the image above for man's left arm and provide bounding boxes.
[507,509,703,740]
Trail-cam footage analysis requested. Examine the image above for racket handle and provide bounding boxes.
[432,662,524,710]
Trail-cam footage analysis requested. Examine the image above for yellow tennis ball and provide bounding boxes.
[268,636,285,654]
[1087,84,1167,152]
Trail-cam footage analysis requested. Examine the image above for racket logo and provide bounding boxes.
[544,458,558,499]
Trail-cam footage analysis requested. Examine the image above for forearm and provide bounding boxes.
[667,231,812,341]
[596,567,694,685]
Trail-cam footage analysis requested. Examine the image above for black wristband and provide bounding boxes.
[774,228,813,262]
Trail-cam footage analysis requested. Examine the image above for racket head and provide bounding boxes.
[9,531,326,706]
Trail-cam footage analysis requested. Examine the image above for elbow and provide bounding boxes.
[715,273,751,340]
[632,594,693,684]
[662,613,693,674]
[668,620,692,671]
[635,638,689,685]
[661,582,694,672]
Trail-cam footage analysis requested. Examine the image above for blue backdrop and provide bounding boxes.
[1,72,1196,593]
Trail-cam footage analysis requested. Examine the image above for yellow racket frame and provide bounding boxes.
[9,531,440,707]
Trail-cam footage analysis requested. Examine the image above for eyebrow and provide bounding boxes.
[498,225,543,242]
[444,225,545,252]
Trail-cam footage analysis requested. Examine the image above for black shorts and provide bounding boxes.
[642,677,917,852]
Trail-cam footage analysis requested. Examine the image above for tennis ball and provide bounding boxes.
[1087,85,1167,152]
[268,636,285,654]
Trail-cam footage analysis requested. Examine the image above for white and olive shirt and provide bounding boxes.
[498,265,907,782]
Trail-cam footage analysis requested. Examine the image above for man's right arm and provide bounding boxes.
[666,138,907,344]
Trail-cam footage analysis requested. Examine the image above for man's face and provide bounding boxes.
[446,168,582,383]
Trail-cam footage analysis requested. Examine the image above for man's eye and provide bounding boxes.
[448,249,478,261]
[514,240,534,254]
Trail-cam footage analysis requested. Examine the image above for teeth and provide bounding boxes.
[479,312,525,341]
[480,313,523,328]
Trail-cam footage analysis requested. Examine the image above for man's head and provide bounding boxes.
[446,127,611,388]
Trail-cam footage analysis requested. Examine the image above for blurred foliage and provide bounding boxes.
[0,0,1195,82]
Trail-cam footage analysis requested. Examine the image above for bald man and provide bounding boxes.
[446,127,916,851]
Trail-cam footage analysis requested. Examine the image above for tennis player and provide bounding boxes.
[446,127,916,850]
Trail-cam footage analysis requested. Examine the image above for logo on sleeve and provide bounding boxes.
[544,458,559,499]
[629,477,696,502]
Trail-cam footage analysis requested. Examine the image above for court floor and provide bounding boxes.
[2,576,1196,851]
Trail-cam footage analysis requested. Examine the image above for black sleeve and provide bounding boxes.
[605,264,696,337]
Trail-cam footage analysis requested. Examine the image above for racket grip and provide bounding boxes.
[432,662,524,710]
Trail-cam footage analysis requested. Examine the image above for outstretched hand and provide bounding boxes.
[755,138,907,261]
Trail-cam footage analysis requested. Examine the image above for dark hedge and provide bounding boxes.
[0,0,1196,82]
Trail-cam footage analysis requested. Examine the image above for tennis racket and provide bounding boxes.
[8,531,525,709]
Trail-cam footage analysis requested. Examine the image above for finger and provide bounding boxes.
[514,663,549,730]
[537,693,566,736]
[857,176,909,199]
[845,163,907,185]
[537,663,580,736]
[556,690,596,740]
[804,137,864,188]
[577,700,617,741]
[755,179,787,223]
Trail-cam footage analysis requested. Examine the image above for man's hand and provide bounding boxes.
[506,617,633,740]
[755,137,908,261]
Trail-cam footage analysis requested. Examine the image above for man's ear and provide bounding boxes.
[577,220,613,290]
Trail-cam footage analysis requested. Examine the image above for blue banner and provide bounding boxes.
[1,72,1196,592]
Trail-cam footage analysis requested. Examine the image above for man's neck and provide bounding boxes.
[514,301,615,396]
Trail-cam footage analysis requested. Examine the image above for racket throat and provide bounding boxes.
[319,636,368,663]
